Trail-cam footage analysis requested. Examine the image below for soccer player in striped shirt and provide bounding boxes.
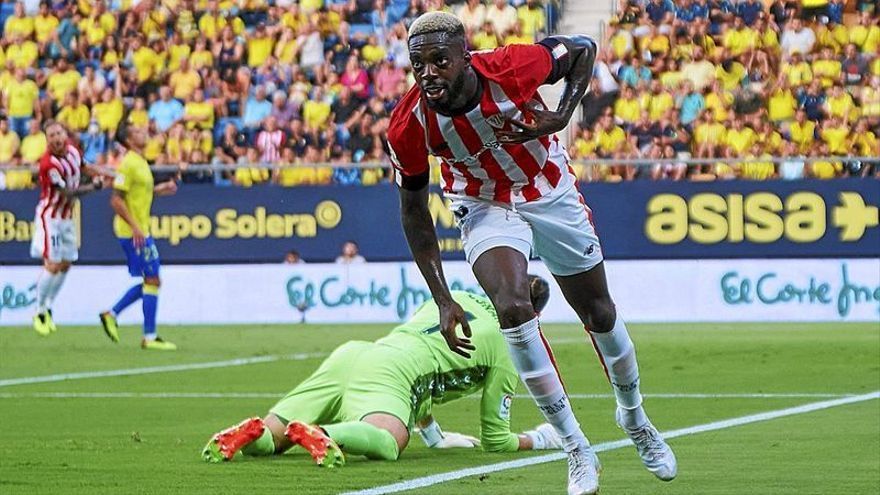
[203,278,567,465]
[387,12,676,495]
[99,125,179,350]
[30,121,104,336]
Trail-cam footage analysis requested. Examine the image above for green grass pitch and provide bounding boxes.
[0,322,878,494]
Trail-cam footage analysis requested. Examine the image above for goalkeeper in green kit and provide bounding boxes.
[202,276,566,466]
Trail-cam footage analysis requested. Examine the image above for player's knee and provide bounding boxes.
[144,277,161,288]
[495,298,536,328]
[587,297,617,333]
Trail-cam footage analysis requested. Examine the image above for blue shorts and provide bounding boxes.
[119,237,161,278]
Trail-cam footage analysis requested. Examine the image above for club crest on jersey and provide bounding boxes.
[486,113,506,129]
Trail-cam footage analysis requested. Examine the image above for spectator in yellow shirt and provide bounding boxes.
[861,75,880,122]
[723,17,758,58]
[704,80,733,122]
[608,24,635,60]
[471,21,500,51]
[715,58,747,90]
[92,86,125,134]
[850,119,879,158]
[19,120,47,164]
[849,11,880,53]
[820,116,851,155]
[767,76,797,123]
[613,85,641,127]
[823,84,857,122]
[166,33,193,73]
[725,118,758,157]
[274,27,299,65]
[640,25,671,65]
[809,144,842,179]
[184,89,215,131]
[811,47,842,88]
[0,116,21,165]
[235,147,270,187]
[46,58,81,103]
[127,98,150,129]
[33,3,59,46]
[131,37,162,83]
[169,58,201,100]
[648,80,675,122]
[571,127,597,160]
[302,86,332,139]
[755,120,784,154]
[191,37,215,71]
[781,52,813,88]
[5,33,39,69]
[694,111,728,158]
[361,35,387,67]
[3,68,39,138]
[3,3,34,40]
[56,92,91,133]
[789,109,817,153]
[594,114,628,158]
[516,0,546,42]
[738,143,776,180]
[594,114,633,180]
[247,22,274,68]
[503,23,533,46]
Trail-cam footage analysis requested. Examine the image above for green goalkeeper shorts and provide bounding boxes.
[269,340,426,429]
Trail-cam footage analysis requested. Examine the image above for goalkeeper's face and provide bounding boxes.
[409,35,470,111]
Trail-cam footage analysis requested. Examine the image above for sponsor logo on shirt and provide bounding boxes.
[499,394,512,420]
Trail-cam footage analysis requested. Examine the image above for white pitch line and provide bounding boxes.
[0,352,327,388]
[0,392,856,400]
[341,391,880,495]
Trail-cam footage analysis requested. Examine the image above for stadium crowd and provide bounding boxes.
[573,0,880,180]
[0,0,876,190]
[0,0,553,189]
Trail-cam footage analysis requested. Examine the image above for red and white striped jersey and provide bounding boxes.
[36,143,83,220]
[388,43,571,204]
[256,129,285,163]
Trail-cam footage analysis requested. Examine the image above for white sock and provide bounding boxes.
[502,317,589,452]
[35,269,58,314]
[589,316,647,429]
[45,270,68,308]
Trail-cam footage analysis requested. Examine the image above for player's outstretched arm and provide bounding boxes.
[153,179,178,197]
[399,185,474,357]
[63,177,104,199]
[496,35,598,144]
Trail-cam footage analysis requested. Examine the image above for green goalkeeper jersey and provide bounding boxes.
[375,291,520,452]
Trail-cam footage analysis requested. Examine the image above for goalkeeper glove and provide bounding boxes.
[417,419,481,449]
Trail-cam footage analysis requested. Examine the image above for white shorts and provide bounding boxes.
[452,183,603,276]
[30,215,79,263]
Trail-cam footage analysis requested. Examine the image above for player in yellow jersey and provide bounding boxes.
[99,125,179,350]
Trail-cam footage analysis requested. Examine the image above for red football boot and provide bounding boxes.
[202,417,265,462]
[285,421,345,468]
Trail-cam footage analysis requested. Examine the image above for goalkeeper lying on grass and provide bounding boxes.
[203,276,565,466]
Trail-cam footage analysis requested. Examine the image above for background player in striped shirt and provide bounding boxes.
[203,278,567,466]
[387,13,676,495]
[30,121,104,336]
[99,125,179,351]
